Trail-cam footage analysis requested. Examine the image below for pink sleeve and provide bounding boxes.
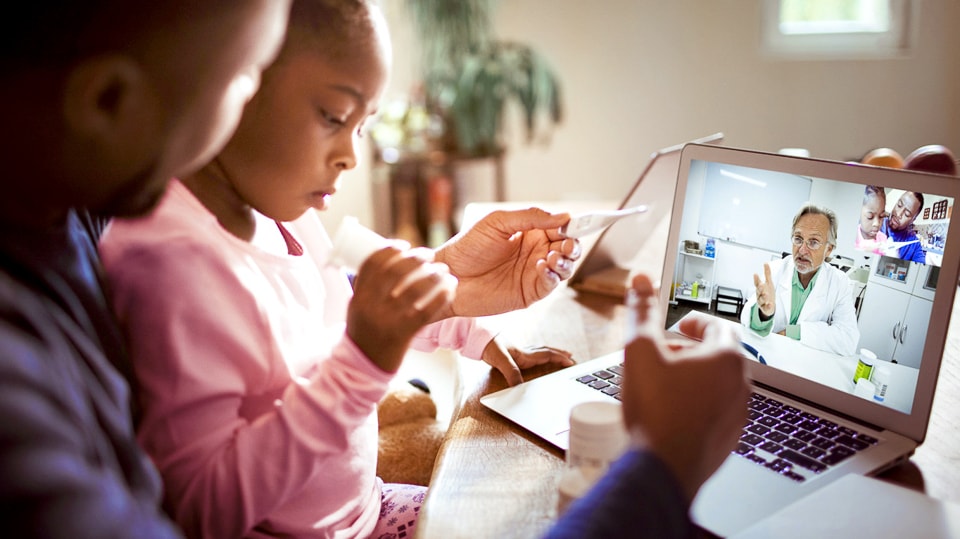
[103,240,391,538]
[410,316,497,360]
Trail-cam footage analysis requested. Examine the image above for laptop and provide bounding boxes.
[568,133,724,298]
[481,143,960,537]
[731,474,960,539]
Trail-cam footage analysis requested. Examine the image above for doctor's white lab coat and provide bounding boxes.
[740,256,859,356]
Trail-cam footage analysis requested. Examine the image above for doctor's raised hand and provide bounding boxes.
[435,208,580,317]
[753,262,776,318]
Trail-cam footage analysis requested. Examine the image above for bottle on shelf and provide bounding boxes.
[393,182,423,246]
[425,158,453,248]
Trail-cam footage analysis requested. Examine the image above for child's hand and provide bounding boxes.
[481,337,575,386]
[347,245,457,373]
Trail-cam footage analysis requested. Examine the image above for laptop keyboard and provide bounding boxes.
[737,392,878,482]
[575,363,624,400]
[576,372,880,483]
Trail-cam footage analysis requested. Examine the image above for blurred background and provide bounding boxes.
[317,0,960,244]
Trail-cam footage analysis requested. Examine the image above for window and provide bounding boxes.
[761,0,916,59]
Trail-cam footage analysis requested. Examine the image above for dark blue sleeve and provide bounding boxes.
[899,241,926,264]
[0,287,182,538]
[544,449,696,539]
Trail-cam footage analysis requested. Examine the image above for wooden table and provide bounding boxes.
[414,283,960,538]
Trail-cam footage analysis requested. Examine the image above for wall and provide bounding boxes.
[318,0,960,236]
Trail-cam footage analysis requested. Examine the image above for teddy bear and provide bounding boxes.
[377,380,447,487]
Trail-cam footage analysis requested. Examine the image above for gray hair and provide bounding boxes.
[792,203,838,247]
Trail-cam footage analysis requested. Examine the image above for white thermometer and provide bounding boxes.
[560,205,649,238]
[885,239,921,249]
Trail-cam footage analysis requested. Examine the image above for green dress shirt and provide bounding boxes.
[750,267,822,341]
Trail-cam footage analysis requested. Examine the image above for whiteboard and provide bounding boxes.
[697,162,812,252]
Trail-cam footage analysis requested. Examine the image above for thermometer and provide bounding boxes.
[885,239,921,249]
[560,205,649,238]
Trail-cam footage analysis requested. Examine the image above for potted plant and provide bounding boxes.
[405,0,563,158]
[365,1,564,243]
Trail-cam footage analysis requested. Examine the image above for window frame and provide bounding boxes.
[760,0,917,60]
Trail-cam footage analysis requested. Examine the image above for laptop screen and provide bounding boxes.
[663,144,960,439]
[570,133,724,295]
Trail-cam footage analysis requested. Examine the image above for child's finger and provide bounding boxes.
[386,254,447,299]
[396,269,456,314]
[408,276,456,322]
[353,246,430,303]
[509,346,575,368]
[486,343,524,387]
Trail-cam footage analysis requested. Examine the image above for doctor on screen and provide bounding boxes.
[741,203,859,356]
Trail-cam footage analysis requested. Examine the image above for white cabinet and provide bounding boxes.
[672,242,717,307]
[856,257,937,368]
[897,297,934,366]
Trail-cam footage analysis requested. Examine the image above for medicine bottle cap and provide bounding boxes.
[567,401,628,465]
[859,348,877,364]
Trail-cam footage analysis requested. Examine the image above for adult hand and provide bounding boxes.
[435,208,581,317]
[481,337,575,386]
[622,274,749,503]
[348,245,457,373]
[753,263,775,318]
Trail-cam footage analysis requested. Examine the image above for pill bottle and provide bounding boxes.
[329,216,389,272]
[853,348,876,384]
[557,401,628,515]
[872,364,890,402]
[705,238,716,258]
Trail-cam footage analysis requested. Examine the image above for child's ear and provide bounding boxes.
[62,54,160,153]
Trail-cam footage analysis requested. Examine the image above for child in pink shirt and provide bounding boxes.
[855,185,888,253]
[100,1,580,538]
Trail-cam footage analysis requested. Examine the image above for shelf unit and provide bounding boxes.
[715,286,745,317]
[672,242,717,308]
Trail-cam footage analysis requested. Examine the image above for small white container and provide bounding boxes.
[853,348,876,384]
[872,365,891,402]
[557,401,628,515]
[329,216,390,272]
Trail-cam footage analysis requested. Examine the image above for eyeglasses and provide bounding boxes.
[791,236,824,251]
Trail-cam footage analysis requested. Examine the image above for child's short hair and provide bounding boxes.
[863,185,886,204]
[281,0,380,63]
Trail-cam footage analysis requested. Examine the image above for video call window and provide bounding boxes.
[674,159,955,415]
[853,186,949,268]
